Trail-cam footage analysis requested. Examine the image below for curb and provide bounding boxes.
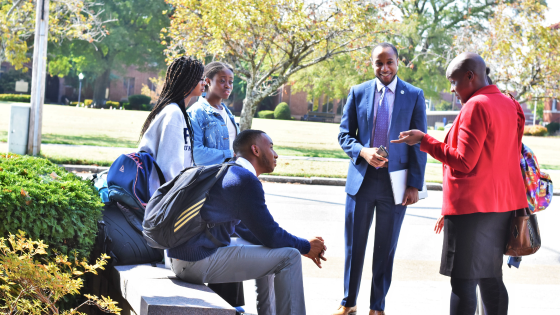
[62,164,109,173]
[258,175,444,191]
[62,165,559,195]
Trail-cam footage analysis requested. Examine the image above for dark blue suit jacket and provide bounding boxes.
[338,78,427,196]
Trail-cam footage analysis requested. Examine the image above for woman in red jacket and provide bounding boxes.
[393,53,527,315]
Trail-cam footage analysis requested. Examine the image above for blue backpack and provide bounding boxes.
[107,152,165,218]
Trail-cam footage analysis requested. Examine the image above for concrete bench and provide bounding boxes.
[304,112,336,123]
[113,264,236,315]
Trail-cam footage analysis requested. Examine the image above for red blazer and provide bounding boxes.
[420,85,528,216]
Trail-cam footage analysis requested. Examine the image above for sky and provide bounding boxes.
[544,0,560,26]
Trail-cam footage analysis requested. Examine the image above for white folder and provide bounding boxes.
[389,169,428,205]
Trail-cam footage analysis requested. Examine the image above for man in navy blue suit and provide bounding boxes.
[334,43,427,315]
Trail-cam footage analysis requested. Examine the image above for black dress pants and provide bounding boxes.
[208,282,245,307]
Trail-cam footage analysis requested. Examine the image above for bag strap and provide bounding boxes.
[201,162,240,247]
[116,202,144,233]
[138,150,167,186]
[152,160,166,185]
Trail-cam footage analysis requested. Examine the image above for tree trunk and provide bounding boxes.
[92,68,110,107]
[239,96,257,131]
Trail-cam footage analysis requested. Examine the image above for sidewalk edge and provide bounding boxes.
[62,165,560,195]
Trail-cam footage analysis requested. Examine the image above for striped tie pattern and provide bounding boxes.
[372,86,390,150]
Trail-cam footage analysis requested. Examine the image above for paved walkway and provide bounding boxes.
[234,183,560,315]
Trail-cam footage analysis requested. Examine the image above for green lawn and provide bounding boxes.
[1,101,559,180]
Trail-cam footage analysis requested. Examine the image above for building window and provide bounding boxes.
[0,65,6,78]
[553,99,558,112]
[123,77,135,97]
[337,97,347,115]
[323,96,334,113]
[147,78,157,92]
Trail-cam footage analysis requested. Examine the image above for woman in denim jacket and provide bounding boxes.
[188,61,240,165]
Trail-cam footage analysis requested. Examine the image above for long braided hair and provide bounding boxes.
[139,56,204,139]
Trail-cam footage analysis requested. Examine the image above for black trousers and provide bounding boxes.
[450,277,508,315]
[208,282,245,307]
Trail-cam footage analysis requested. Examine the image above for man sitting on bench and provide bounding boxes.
[168,129,327,315]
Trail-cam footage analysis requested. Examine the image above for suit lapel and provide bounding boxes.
[390,78,404,133]
[366,80,375,138]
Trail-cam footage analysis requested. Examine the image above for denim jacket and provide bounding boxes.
[187,97,240,165]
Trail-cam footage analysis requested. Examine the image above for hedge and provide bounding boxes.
[0,153,103,259]
[523,125,548,136]
[128,94,152,110]
[274,102,291,120]
[546,122,560,135]
[106,101,120,107]
[84,99,93,106]
[0,94,31,102]
[257,110,275,119]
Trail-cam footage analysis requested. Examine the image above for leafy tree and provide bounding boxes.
[48,0,170,105]
[453,0,560,104]
[292,0,510,102]
[0,0,109,70]
[165,0,390,130]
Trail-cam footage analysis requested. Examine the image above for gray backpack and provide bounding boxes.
[142,162,239,249]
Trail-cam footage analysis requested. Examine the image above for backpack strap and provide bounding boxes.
[202,162,240,247]
[152,160,166,185]
[138,150,167,186]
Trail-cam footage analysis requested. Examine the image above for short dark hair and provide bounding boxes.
[372,42,398,59]
[233,130,266,155]
[203,61,234,79]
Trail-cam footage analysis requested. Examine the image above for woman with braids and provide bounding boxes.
[138,57,246,313]
[188,61,239,165]
[138,56,205,194]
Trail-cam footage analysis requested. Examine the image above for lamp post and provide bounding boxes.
[77,73,84,106]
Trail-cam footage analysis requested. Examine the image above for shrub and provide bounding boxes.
[84,99,93,106]
[140,103,152,111]
[274,102,291,120]
[122,102,131,110]
[437,126,445,131]
[0,153,103,259]
[257,110,275,119]
[105,101,120,108]
[0,231,120,315]
[524,125,548,136]
[0,94,31,102]
[546,122,560,135]
[128,94,152,110]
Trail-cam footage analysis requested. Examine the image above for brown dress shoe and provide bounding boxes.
[332,305,357,315]
[369,310,385,315]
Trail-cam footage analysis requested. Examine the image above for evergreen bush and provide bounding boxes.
[257,110,275,119]
[84,99,93,106]
[128,94,152,110]
[0,94,31,102]
[274,102,291,120]
[546,122,560,135]
[0,154,103,259]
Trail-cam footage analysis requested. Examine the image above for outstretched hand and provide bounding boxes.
[304,237,327,268]
[391,130,426,146]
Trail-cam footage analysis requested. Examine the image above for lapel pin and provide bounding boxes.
[401,90,404,94]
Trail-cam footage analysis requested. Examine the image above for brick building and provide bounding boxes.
[544,98,560,124]
[0,61,161,105]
